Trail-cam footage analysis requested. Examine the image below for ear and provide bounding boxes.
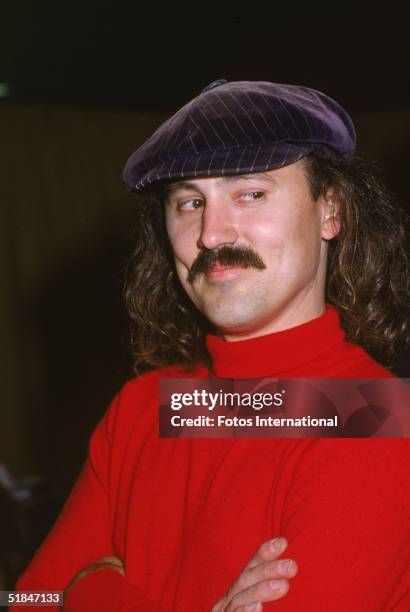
[320,188,340,240]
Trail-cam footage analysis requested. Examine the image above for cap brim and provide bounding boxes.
[123,142,325,192]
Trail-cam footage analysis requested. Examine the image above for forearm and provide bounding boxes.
[12,568,171,612]
[63,568,171,612]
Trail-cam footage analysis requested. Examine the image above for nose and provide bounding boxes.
[197,201,238,250]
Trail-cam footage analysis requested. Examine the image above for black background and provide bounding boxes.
[1,7,409,112]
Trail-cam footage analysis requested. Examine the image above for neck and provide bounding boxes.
[220,296,327,342]
[206,305,346,377]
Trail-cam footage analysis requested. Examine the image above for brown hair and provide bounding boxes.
[123,152,410,373]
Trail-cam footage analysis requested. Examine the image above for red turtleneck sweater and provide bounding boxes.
[14,308,409,611]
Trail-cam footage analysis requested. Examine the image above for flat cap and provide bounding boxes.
[123,79,356,192]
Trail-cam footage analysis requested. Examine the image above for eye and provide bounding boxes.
[177,198,204,211]
[239,191,265,202]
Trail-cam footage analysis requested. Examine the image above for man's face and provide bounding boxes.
[164,161,338,340]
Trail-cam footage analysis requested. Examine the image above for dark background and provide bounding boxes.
[0,6,409,591]
[1,7,410,112]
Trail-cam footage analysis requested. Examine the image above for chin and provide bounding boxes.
[204,308,260,336]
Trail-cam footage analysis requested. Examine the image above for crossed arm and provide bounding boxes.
[64,538,297,611]
[12,397,410,611]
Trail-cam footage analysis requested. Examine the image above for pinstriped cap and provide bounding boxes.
[123,79,356,192]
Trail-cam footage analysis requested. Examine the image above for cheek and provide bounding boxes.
[166,221,197,268]
[253,207,321,265]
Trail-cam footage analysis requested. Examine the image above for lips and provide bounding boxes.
[205,263,247,281]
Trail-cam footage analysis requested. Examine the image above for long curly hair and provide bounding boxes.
[123,152,410,373]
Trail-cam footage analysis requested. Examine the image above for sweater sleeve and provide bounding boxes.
[265,439,410,611]
[12,390,170,612]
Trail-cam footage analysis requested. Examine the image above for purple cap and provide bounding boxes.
[123,79,356,192]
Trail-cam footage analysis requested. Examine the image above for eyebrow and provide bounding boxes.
[165,173,276,195]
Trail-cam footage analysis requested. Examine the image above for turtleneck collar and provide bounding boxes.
[205,306,345,377]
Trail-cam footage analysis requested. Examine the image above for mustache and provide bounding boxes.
[187,245,266,284]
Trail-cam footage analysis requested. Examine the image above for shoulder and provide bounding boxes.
[118,362,209,401]
[101,362,208,440]
[305,305,397,378]
[321,337,396,377]
[344,341,396,377]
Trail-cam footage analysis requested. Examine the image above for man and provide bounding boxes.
[15,80,410,610]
